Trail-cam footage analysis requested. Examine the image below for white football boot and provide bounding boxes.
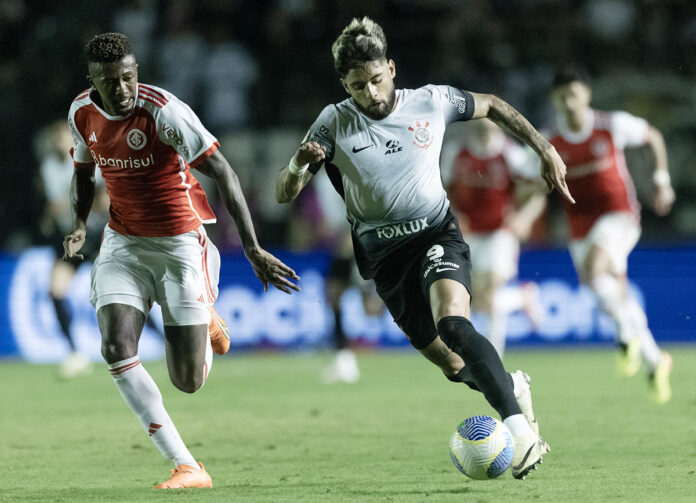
[510,370,539,435]
[511,434,550,480]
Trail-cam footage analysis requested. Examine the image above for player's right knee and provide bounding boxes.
[101,339,138,364]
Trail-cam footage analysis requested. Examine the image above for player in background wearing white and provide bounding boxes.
[64,33,300,489]
[446,119,546,357]
[275,18,575,479]
[548,65,675,403]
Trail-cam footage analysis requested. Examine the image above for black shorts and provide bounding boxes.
[372,212,472,350]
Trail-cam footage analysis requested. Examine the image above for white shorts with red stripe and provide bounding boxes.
[569,211,641,276]
[90,224,220,326]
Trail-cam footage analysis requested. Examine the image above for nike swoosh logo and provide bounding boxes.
[352,145,372,153]
[435,267,456,273]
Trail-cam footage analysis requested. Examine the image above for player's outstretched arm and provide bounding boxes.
[196,150,300,294]
[646,126,675,216]
[275,141,326,203]
[470,93,575,204]
[63,167,96,261]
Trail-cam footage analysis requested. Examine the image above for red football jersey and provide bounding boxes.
[448,134,535,233]
[68,83,218,237]
[548,109,647,239]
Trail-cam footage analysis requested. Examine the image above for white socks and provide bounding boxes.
[503,413,535,439]
[591,274,662,370]
[623,296,662,369]
[109,356,199,469]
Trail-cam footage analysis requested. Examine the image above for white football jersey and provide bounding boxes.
[305,85,475,263]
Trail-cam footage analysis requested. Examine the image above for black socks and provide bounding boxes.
[437,316,521,418]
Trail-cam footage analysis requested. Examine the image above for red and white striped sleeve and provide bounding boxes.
[146,84,220,168]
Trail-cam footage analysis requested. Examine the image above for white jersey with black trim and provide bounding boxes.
[304,84,475,264]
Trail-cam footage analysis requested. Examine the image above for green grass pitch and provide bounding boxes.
[1,347,695,502]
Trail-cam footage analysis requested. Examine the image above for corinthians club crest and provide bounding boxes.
[408,120,433,149]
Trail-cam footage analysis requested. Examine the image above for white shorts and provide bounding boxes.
[90,225,220,326]
[466,229,520,281]
[569,211,640,276]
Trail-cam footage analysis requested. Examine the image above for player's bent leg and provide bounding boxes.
[429,279,548,478]
[582,246,641,377]
[164,324,210,393]
[98,303,203,480]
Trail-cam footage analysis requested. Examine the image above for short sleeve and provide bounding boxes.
[67,113,93,167]
[610,111,649,150]
[301,105,337,174]
[156,96,219,167]
[434,85,476,124]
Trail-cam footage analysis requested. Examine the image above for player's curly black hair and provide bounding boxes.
[552,64,591,89]
[84,32,133,63]
[331,17,387,77]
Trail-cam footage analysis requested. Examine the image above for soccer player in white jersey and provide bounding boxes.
[275,18,574,479]
[547,65,675,403]
[447,119,546,357]
[64,33,300,489]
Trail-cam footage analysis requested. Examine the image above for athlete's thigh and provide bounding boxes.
[429,278,471,323]
[90,226,155,316]
[97,303,146,363]
[420,236,473,324]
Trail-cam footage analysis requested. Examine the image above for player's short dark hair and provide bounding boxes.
[84,32,133,64]
[552,64,591,89]
[332,17,387,77]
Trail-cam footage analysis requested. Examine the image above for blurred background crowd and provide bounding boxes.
[2,0,695,253]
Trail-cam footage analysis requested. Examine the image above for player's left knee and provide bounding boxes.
[170,372,203,394]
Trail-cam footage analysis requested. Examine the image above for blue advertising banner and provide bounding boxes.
[0,246,694,361]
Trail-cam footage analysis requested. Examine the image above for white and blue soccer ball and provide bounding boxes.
[449,415,514,480]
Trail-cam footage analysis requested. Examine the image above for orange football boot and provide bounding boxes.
[153,462,213,489]
[209,306,230,355]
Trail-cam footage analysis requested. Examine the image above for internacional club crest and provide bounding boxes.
[126,129,147,150]
[408,120,433,149]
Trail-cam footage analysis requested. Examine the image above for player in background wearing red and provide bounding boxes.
[447,119,546,357]
[547,66,675,403]
[64,33,300,489]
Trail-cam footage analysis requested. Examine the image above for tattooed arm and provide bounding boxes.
[471,93,575,203]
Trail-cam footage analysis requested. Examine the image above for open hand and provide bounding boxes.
[246,247,301,294]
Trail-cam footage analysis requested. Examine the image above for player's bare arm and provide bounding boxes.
[63,166,96,261]
[646,126,675,216]
[275,141,326,203]
[470,93,575,204]
[196,150,300,293]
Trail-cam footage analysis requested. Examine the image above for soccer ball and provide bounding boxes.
[449,415,514,480]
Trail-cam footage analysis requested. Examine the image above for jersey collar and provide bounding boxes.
[556,109,594,144]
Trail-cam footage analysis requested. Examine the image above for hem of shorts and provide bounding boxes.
[92,294,148,315]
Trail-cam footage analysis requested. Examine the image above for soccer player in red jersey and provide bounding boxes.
[64,33,300,489]
[547,65,675,403]
[447,119,546,357]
